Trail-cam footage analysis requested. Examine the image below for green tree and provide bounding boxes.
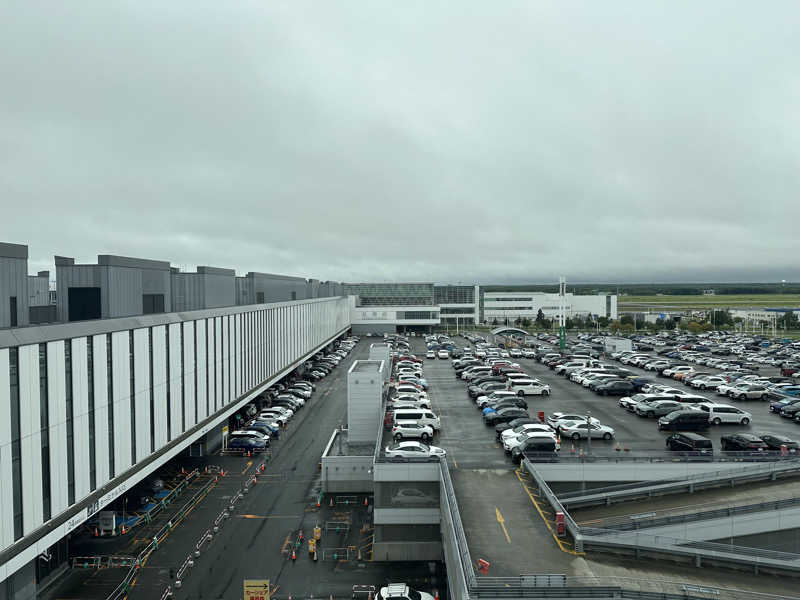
[520,317,532,328]
[620,315,634,326]
[492,318,498,326]
[597,316,610,328]
[535,309,547,325]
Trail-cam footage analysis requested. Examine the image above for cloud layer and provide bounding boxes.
[2,1,798,283]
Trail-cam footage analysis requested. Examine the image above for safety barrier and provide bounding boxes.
[100,468,222,600]
[321,547,355,561]
[524,459,800,577]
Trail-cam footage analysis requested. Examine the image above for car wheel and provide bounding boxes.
[700,384,706,390]
[394,434,403,440]
[721,441,728,451]
[421,433,430,441]
[518,390,525,397]
[646,411,654,418]
[571,432,581,441]
[712,417,722,425]
[741,417,750,426]
[603,433,612,441]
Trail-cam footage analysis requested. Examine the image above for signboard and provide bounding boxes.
[244,579,270,600]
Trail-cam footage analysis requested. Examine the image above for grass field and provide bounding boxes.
[619,294,800,310]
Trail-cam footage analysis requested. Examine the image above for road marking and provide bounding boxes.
[495,507,511,544]
[452,457,458,469]
[514,469,584,556]
[241,460,253,475]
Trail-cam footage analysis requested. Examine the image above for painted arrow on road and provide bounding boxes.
[495,507,511,544]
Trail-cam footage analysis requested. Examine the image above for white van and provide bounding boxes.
[507,378,551,396]
[392,408,441,431]
[693,402,752,426]
[462,366,492,381]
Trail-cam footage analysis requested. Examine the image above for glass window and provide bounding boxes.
[166,327,171,441]
[9,348,23,539]
[87,337,96,491]
[39,343,51,521]
[65,340,75,505]
[149,328,155,452]
[106,334,114,478]
[129,331,136,464]
[9,296,17,327]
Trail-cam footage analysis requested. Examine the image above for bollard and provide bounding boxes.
[175,580,182,589]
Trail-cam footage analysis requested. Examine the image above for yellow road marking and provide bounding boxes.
[241,460,253,475]
[237,514,301,519]
[495,507,511,544]
[514,469,584,556]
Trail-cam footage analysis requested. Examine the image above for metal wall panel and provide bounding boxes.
[133,328,151,463]
[183,321,195,427]
[151,326,168,450]
[92,334,110,488]
[226,317,233,404]
[0,256,31,328]
[71,337,90,500]
[0,349,13,549]
[18,344,43,534]
[47,340,69,517]
[195,320,207,421]
[111,330,132,474]
[168,324,182,440]
[106,267,142,318]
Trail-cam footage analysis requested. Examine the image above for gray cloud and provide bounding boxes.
[1,1,798,284]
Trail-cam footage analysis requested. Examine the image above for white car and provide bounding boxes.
[384,441,446,459]
[500,423,555,442]
[476,390,518,408]
[560,421,615,441]
[391,421,434,441]
[390,397,432,410]
[426,350,436,359]
[509,348,522,358]
[379,584,435,600]
[521,349,536,358]
[259,411,289,425]
[580,373,619,387]
[547,413,600,432]
[692,402,752,426]
[691,376,727,390]
[663,365,693,377]
[437,350,450,359]
[504,430,559,452]
[507,379,551,396]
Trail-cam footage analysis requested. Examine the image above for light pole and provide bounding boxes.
[586,410,592,455]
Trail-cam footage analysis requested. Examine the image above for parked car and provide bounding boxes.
[494,417,539,439]
[484,407,528,425]
[729,384,769,401]
[426,350,436,359]
[510,437,558,463]
[693,402,752,426]
[665,432,713,453]
[506,378,551,396]
[720,433,768,451]
[758,433,799,452]
[384,441,446,459]
[657,410,710,431]
[635,399,683,418]
[594,380,636,396]
[392,421,434,441]
[559,421,615,441]
[547,413,600,432]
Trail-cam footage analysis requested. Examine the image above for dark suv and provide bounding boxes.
[665,432,712,453]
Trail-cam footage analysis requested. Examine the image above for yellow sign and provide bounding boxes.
[244,579,270,600]
[222,425,229,435]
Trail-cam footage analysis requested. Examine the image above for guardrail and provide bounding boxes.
[524,458,800,577]
[101,469,223,600]
[588,495,800,531]
[524,451,800,465]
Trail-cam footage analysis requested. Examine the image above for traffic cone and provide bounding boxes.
[299,530,304,542]
[615,442,621,452]
[313,550,318,561]
[121,524,127,535]
[291,548,296,561]
[624,444,630,452]
[94,527,99,537]
[570,444,575,454]
[316,497,321,508]
[364,496,368,507]
[252,475,257,485]
[434,591,439,600]
[329,497,334,508]
[247,450,251,458]
[181,467,185,475]
[579,448,584,458]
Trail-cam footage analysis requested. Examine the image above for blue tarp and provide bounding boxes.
[141,502,157,513]
[153,490,170,499]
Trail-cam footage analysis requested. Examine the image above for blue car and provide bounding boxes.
[402,377,428,390]
[781,386,800,397]
[769,397,800,413]
[247,422,277,440]
[228,436,267,452]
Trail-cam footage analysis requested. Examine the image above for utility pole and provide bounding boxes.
[586,410,592,455]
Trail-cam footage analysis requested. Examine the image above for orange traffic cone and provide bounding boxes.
[247,450,251,458]
[624,444,630,452]
[93,527,99,537]
[615,442,621,452]
[181,467,185,475]
[579,448,584,458]
[120,524,127,535]
[291,548,296,561]
[316,498,321,508]
[364,496,368,507]
[570,444,575,454]
[434,591,439,600]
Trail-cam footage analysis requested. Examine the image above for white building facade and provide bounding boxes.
[0,296,351,595]
[482,291,617,322]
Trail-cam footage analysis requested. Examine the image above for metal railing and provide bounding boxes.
[525,451,800,465]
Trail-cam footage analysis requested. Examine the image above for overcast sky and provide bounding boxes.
[2,2,799,284]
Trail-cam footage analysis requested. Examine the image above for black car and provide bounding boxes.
[594,380,636,396]
[758,433,800,453]
[495,417,538,439]
[483,398,528,412]
[510,438,558,464]
[665,432,712,453]
[484,407,528,426]
[720,433,768,451]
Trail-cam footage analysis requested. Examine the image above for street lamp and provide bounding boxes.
[586,410,592,455]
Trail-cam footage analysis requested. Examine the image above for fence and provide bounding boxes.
[524,459,800,578]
